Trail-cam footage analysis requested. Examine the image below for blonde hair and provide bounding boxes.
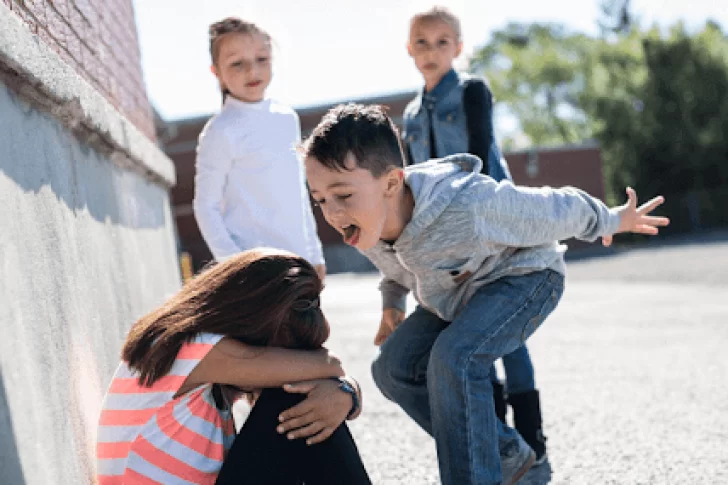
[409,6,462,41]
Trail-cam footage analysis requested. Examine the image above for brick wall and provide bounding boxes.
[5,0,155,140]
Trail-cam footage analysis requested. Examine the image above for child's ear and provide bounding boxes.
[455,41,463,58]
[406,41,414,58]
[385,168,404,196]
[211,64,220,79]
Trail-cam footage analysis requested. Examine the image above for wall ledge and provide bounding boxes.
[0,3,175,188]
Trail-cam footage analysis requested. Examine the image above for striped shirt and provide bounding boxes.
[97,333,236,484]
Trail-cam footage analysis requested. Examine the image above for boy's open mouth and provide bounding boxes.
[342,225,360,246]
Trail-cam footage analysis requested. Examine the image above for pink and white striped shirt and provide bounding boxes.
[96,333,236,484]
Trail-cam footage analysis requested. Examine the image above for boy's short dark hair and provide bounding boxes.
[301,104,405,177]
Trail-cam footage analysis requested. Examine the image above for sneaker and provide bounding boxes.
[501,434,536,485]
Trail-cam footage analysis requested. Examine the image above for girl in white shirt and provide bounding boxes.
[194,17,325,280]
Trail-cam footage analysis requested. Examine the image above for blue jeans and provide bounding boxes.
[491,345,535,395]
[371,270,564,485]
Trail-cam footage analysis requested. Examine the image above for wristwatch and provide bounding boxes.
[332,377,360,419]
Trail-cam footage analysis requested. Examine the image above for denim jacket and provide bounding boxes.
[403,69,511,182]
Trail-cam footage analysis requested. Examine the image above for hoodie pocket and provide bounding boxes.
[434,258,473,290]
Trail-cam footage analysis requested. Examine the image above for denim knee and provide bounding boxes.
[371,350,397,398]
[428,329,497,386]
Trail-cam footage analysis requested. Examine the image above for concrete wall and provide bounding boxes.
[0,3,180,484]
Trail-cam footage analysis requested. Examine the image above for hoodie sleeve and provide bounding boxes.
[379,277,410,313]
[193,124,241,260]
[474,181,622,246]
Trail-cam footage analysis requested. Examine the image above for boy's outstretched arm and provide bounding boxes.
[601,187,669,246]
[474,181,668,246]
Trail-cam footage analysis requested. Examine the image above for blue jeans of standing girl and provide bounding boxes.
[372,270,564,485]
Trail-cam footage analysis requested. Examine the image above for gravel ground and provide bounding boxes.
[320,234,728,484]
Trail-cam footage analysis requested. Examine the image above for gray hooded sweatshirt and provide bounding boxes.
[361,154,621,321]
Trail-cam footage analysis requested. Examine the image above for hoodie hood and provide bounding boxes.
[397,154,483,245]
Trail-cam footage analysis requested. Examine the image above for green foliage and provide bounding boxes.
[470,23,596,147]
[470,20,728,231]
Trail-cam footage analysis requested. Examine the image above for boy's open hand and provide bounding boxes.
[375,308,405,346]
[602,187,670,247]
[277,378,352,445]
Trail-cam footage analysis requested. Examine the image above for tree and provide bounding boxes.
[470,19,728,231]
[469,23,597,148]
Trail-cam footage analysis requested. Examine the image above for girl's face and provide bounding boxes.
[407,19,462,90]
[213,32,272,103]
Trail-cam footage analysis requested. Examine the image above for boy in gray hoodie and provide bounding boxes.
[302,104,669,485]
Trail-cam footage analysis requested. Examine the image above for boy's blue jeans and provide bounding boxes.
[492,345,535,395]
[372,270,564,485]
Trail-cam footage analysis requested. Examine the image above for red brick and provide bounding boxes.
[48,0,69,17]
[21,0,46,25]
[67,6,92,44]
[80,42,101,85]
[66,32,83,68]
[44,4,69,47]
[72,0,96,23]
[11,5,39,34]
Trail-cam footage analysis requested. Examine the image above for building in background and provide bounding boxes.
[0,2,179,484]
[163,92,605,274]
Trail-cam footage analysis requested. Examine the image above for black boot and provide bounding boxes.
[492,380,507,423]
[508,389,547,465]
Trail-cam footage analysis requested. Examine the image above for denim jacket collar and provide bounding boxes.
[411,69,459,115]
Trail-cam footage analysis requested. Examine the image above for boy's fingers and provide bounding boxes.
[637,196,665,214]
[602,235,613,247]
[641,215,670,227]
[635,224,659,235]
[307,427,334,445]
[625,187,638,207]
[374,327,391,346]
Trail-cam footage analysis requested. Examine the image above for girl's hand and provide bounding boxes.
[277,378,353,445]
[314,264,326,282]
[374,308,405,346]
[602,187,670,247]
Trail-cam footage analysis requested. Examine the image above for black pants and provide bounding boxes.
[215,388,372,485]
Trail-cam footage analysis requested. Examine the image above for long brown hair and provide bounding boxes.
[208,17,272,104]
[122,248,327,386]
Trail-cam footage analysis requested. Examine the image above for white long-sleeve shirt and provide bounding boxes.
[193,97,325,265]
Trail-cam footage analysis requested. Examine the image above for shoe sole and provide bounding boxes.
[533,451,548,467]
[503,450,536,485]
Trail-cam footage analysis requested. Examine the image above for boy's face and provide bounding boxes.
[407,19,462,88]
[306,154,402,251]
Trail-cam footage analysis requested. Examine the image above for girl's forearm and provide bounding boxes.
[228,346,344,389]
[257,347,344,386]
[186,339,345,393]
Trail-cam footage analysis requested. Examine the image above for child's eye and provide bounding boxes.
[257,57,270,63]
[438,39,450,47]
[335,194,352,201]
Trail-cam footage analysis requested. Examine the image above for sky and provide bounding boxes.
[132,0,727,122]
